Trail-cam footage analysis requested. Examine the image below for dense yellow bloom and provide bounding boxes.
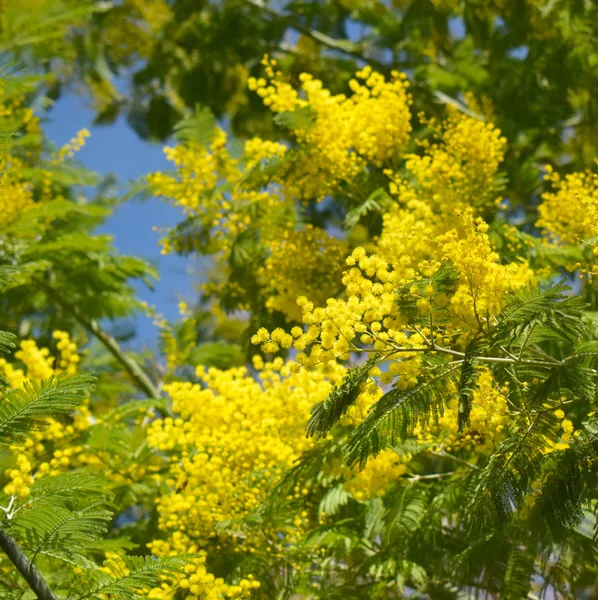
[146,359,337,594]
[146,350,429,594]
[345,449,410,500]
[148,130,287,257]
[436,210,534,332]
[254,209,532,378]
[147,360,329,539]
[401,109,506,214]
[249,60,412,199]
[538,164,598,244]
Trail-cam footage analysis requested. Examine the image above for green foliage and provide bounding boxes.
[307,355,378,439]
[344,188,392,230]
[489,279,586,350]
[0,374,96,445]
[346,358,461,467]
[273,106,316,131]
[173,104,216,146]
[70,555,193,600]
[0,331,16,357]
[13,504,111,567]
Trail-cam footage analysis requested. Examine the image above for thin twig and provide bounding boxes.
[432,449,480,470]
[406,471,456,482]
[32,277,162,402]
[240,0,380,67]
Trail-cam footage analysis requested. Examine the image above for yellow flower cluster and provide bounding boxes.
[403,109,506,213]
[149,130,234,218]
[11,339,55,381]
[0,89,42,226]
[3,453,34,498]
[382,108,506,220]
[53,128,90,163]
[148,555,259,599]
[249,59,412,199]
[148,130,285,257]
[0,176,35,228]
[52,330,80,374]
[435,210,534,332]
[542,406,579,454]
[243,137,287,170]
[537,164,598,244]
[344,449,410,500]
[260,226,347,321]
[147,360,327,539]
[146,359,335,594]
[0,331,81,388]
[146,347,430,594]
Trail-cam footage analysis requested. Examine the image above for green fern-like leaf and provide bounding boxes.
[0,330,16,357]
[384,484,428,542]
[173,104,216,145]
[530,448,587,535]
[503,545,534,600]
[273,105,316,131]
[345,357,461,467]
[319,484,350,518]
[458,344,478,432]
[344,188,392,229]
[71,554,194,600]
[465,411,561,532]
[14,472,112,515]
[0,374,96,444]
[307,356,378,439]
[490,279,586,350]
[12,504,111,568]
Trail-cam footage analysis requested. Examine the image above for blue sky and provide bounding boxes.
[42,92,198,349]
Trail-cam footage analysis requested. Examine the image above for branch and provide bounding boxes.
[0,529,58,600]
[385,335,559,369]
[240,0,379,66]
[31,277,162,402]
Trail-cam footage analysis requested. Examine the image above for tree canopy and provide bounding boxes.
[0,1,597,598]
